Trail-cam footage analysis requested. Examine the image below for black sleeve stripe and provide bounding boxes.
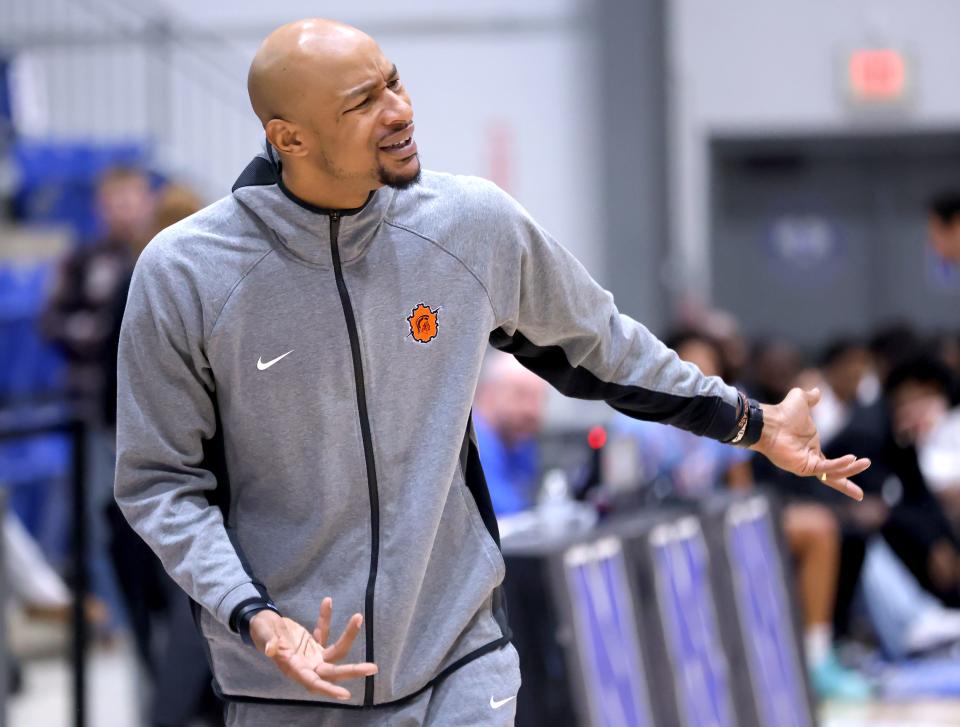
[489,328,738,440]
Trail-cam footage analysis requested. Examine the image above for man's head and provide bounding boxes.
[884,354,953,445]
[820,338,872,406]
[248,19,420,202]
[664,329,725,380]
[929,191,960,263]
[96,166,154,246]
[749,338,804,402]
[475,352,548,447]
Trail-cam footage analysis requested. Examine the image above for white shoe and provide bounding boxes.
[904,606,960,654]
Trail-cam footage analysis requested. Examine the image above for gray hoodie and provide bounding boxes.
[114,151,744,709]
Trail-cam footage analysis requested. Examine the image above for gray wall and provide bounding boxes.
[3,0,606,279]
[669,0,960,303]
[596,0,669,329]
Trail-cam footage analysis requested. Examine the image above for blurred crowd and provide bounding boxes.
[3,167,960,723]
[3,165,220,726]
[474,186,960,703]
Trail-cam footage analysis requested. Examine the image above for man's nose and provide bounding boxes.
[383,90,413,126]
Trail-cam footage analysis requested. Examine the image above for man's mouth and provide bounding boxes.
[382,137,414,151]
[378,125,417,158]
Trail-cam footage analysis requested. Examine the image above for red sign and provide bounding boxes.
[848,49,906,102]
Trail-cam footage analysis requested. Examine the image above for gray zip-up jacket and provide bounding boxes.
[114,151,744,709]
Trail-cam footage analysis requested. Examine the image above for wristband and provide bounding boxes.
[723,390,749,444]
[741,398,764,447]
[231,598,281,647]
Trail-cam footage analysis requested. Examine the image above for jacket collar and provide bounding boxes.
[231,146,394,267]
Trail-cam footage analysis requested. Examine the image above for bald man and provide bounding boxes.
[473,352,549,515]
[115,18,870,726]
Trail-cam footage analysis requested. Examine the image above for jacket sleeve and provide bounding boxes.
[113,241,265,628]
[482,182,741,440]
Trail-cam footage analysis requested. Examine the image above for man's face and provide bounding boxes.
[930,215,960,263]
[484,370,548,446]
[97,174,154,243]
[825,348,872,405]
[889,380,948,445]
[677,340,722,379]
[292,40,420,191]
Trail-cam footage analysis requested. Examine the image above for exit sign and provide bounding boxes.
[846,48,909,104]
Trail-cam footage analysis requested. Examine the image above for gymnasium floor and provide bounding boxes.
[8,640,960,727]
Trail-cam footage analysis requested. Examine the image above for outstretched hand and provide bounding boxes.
[751,387,869,501]
[249,597,377,700]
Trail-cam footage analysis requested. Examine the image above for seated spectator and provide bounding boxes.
[885,354,960,537]
[605,330,753,498]
[811,338,876,446]
[473,352,548,516]
[826,358,960,608]
[609,330,869,700]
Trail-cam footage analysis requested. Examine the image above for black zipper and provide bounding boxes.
[329,211,380,706]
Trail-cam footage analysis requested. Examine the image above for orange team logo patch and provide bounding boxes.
[407,303,439,343]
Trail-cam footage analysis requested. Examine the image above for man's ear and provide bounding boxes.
[266,119,308,158]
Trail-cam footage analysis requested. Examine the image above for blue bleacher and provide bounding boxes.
[2,140,149,539]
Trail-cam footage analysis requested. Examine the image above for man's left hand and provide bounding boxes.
[751,387,869,501]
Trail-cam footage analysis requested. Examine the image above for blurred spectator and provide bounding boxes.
[824,356,960,608]
[150,182,203,239]
[99,180,222,727]
[869,323,923,384]
[885,354,960,533]
[99,182,203,428]
[810,338,876,446]
[746,336,805,405]
[36,164,155,639]
[608,330,869,699]
[932,330,960,405]
[700,309,749,384]
[605,330,753,498]
[39,165,155,405]
[5,510,71,612]
[929,190,960,264]
[473,351,549,516]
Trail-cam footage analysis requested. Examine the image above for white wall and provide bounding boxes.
[3,0,604,278]
[668,0,960,300]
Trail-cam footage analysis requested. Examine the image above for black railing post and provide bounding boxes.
[69,417,87,727]
[0,406,89,727]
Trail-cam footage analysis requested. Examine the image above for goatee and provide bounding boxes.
[378,157,422,190]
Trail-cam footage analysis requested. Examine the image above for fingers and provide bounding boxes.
[820,476,864,502]
[324,613,363,662]
[817,454,871,477]
[803,387,822,408]
[287,664,352,700]
[264,635,279,659]
[316,661,379,682]
[813,455,870,501]
[313,597,332,646]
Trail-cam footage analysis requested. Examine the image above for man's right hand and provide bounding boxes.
[249,597,378,700]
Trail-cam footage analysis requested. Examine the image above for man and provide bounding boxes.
[115,18,869,726]
[473,352,549,516]
[42,165,155,407]
[930,190,960,264]
[42,164,155,638]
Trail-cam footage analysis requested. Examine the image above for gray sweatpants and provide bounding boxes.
[224,643,521,726]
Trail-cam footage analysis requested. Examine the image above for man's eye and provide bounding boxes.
[387,78,401,90]
[350,98,371,112]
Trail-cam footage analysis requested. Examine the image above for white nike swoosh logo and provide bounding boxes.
[489,695,516,710]
[256,350,294,371]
